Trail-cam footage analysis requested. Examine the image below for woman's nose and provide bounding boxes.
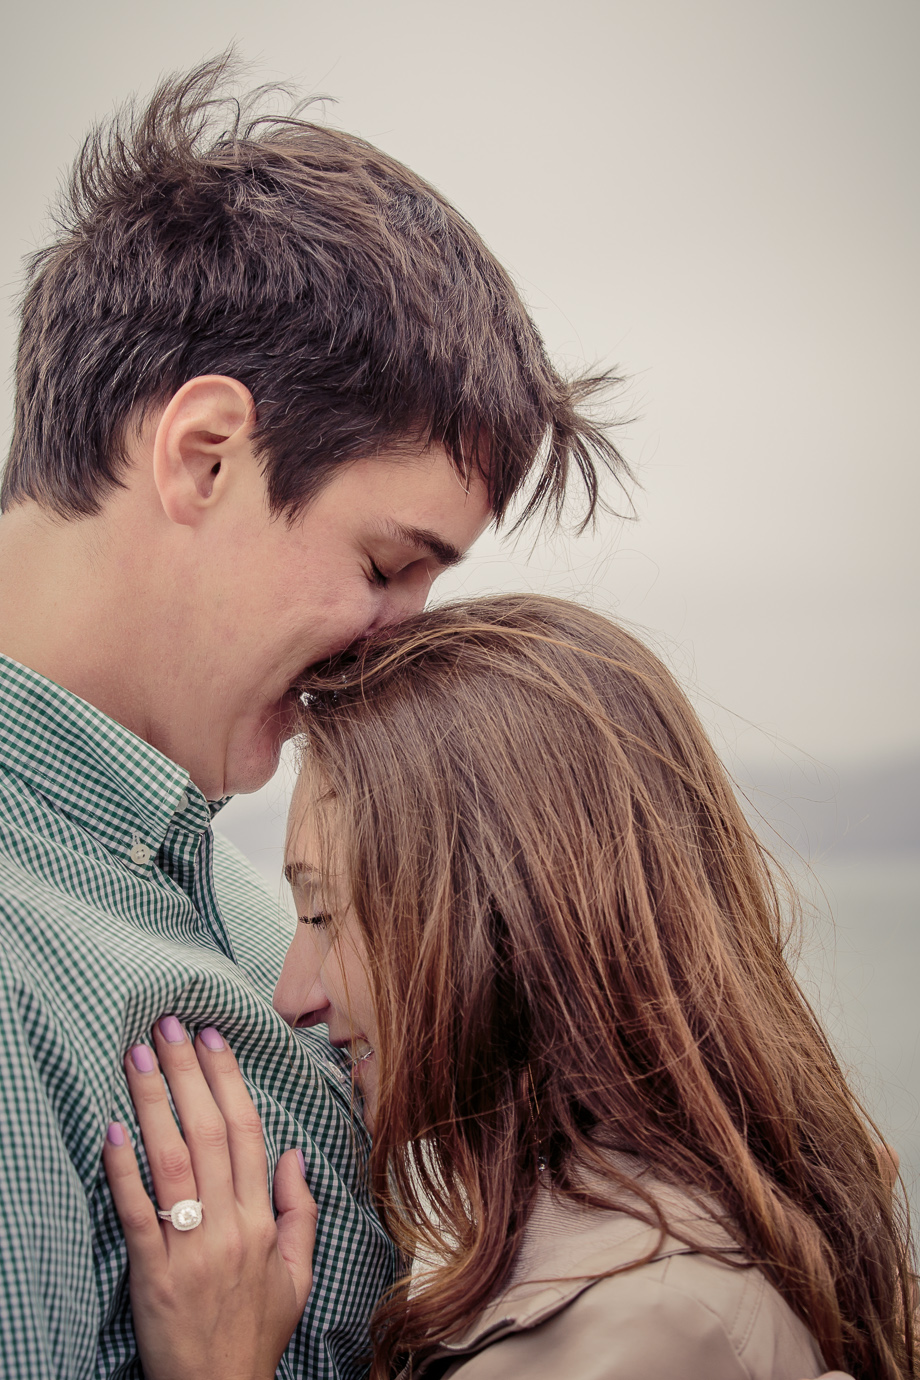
[273,968,332,1028]
[273,927,332,1027]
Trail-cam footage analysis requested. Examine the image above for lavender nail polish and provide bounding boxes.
[199,1027,224,1052]
[158,1015,185,1044]
[130,1044,155,1073]
[295,1148,306,1177]
[106,1122,125,1146]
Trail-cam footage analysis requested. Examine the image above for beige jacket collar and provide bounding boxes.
[410,1158,743,1371]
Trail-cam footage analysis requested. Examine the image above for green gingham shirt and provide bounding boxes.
[0,653,396,1379]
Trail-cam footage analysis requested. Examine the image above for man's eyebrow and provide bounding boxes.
[384,522,465,569]
[283,861,319,887]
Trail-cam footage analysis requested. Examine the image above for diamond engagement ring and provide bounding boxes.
[157,1199,203,1231]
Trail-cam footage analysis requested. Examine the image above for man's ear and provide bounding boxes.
[152,376,256,527]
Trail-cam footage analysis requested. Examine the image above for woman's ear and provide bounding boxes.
[152,375,255,527]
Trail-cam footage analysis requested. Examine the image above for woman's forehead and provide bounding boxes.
[285,775,345,883]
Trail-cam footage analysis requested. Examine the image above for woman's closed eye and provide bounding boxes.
[299,913,332,929]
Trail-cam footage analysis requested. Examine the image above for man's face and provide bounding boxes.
[169,443,491,797]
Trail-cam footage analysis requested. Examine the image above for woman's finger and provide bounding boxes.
[192,1028,270,1211]
[102,1121,167,1276]
[273,1148,318,1309]
[151,1018,236,1213]
[125,1040,200,1216]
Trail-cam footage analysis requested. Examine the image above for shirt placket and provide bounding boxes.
[157,816,236,963]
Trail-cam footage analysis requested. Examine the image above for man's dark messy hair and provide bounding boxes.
[3,55,628,527]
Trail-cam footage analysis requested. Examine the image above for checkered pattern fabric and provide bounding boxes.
[0,653,395,1379]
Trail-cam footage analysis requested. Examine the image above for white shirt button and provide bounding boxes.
[176,792,189,814]
[130,843,152,866]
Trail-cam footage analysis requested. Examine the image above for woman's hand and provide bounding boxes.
[103,1018,317,1380]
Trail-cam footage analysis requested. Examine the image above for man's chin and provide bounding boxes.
[221,697,298,797]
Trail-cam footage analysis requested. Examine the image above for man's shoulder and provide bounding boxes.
[0,811,107,935]
[0,760,65,843]
[0,758,114,882]
[0,835,170,1028]
[0,776,221,998]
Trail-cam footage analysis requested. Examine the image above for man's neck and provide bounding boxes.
[0,500,158,744]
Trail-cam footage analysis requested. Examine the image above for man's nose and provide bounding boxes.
[385,562,437,623]
[363,562,438,641]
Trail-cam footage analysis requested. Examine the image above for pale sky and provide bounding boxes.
[2,0,917,771]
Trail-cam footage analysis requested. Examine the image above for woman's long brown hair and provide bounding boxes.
[299,594,914,1379]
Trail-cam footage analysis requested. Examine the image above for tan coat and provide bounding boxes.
[403,1163,829,1380]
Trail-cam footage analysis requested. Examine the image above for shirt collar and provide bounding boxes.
[0,653,224,865]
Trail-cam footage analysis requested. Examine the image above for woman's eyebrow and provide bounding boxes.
[283,860,320,887]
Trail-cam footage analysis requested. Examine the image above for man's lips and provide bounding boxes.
[261,687,300,722]
[261,687,304,742]
[274,627,375,723]
[291,633,370,700]
[279,686,304,714]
